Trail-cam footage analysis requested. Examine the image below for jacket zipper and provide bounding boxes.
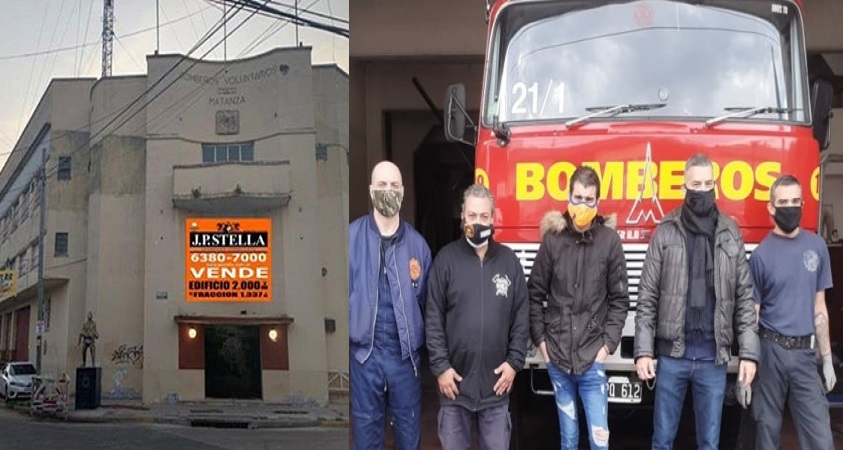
[393,245,417,378]
[476,257,484,412]
[363,240,381,364]
[570,245,582,374]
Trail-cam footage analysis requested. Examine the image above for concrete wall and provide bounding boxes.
[43,128,91,383]
[313,66,350,390]
[350,0,487,58]
[804,0,843,52]
[86,75,149,399]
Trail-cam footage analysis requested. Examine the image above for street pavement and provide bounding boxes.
[0,406,347,450]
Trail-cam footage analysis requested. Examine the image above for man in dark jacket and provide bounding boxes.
[528,166,630,450]
[426,184,529,450]
[349,160,432,450]
[634,153,759,450]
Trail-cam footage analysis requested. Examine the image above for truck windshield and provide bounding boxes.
[484,0,808,125]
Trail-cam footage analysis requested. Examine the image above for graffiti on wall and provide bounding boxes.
[107,343,143,400]
[111,344,143,368]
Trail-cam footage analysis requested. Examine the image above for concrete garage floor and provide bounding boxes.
[365,361,843,450]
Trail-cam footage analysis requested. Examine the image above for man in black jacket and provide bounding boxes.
[425,184,529,450]
[634,153,758,450]
[527,165,630,450]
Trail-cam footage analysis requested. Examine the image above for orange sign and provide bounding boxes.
[185,218,272,302]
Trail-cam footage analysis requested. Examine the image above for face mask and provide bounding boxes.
[464,223,493,248]
[372,189,403,217]
[773,206,801,234]
[567,203,597,230]
[684,188,715,216]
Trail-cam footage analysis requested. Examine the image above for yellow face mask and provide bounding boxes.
[568,203,597,230]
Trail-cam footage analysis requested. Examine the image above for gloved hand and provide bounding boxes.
[822,354,837,393]
[736,381,752,409]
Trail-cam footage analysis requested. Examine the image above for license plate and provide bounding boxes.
[607,376,642,404]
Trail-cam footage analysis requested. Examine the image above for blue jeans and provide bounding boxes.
[547,361,610,450]
[652,357,726,450]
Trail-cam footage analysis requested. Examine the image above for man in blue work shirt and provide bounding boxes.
[747,174,837,450]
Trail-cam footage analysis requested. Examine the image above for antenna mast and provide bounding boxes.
[102,0,115,77]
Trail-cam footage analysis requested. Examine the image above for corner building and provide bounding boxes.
[0,47,348,404]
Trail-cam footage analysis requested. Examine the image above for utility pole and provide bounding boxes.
[35,148,46,374]
[155,0,160,55]
[223,0,227,61]
[295,0,299,45]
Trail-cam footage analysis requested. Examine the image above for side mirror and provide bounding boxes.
[444,84,468,143]
[811,79,834,150]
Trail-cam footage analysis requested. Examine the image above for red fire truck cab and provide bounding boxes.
[444,0,834,447]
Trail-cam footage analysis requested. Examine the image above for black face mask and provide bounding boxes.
[774,206,802,233]
[464,223,494,248]
[684,188,716,217]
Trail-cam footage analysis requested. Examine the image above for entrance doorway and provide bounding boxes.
[14,307,29,361]
[204,325,262,399]
[413,126,475,257]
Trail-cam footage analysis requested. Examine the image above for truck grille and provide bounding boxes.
[504,242,757,310]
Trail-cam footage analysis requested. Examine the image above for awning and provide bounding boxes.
[173,315,294,326]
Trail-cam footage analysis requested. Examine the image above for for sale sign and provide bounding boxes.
[185,218,272,302]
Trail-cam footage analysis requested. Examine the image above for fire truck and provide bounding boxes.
[443,0,834,447]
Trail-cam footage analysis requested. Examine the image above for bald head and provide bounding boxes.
[370,161,403,187]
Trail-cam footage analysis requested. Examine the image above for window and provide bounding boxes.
[19,192,28,222]
[30,244,38,273]
[58,156,72,180]
[45,298,51,331]
[17,251,26,276]
[201,143,255,163]
[54,232,68,257]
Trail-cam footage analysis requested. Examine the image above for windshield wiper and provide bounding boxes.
[704,106,797,128]
[564,103,667,128]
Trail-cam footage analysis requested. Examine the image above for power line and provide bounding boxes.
[77,0,96,76]
[239,0,320,56]
[0,6,214,61]
[267,0,348,24]
[206,0,347,38]
[114,34,144,72]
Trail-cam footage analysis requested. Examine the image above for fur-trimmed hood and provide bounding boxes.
[540,210,617,237]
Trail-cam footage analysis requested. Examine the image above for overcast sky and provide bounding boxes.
[0,0,348,169]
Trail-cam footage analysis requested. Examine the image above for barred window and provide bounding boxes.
[54,232,68,257]
[58,156,72,180]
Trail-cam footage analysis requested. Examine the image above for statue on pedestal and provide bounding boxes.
[78,312,99,367]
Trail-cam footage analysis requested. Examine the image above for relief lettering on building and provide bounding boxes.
[178,63,291,109]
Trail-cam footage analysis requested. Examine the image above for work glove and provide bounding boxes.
[822,354,837,393]
[736,382,751,409]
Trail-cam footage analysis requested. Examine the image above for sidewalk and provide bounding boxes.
[9,397,349,429]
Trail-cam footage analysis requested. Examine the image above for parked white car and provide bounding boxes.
[0,361,36,400]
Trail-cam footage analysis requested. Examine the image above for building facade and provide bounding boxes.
[0,47,348,404]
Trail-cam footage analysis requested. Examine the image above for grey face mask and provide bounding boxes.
[372,189,403,217]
